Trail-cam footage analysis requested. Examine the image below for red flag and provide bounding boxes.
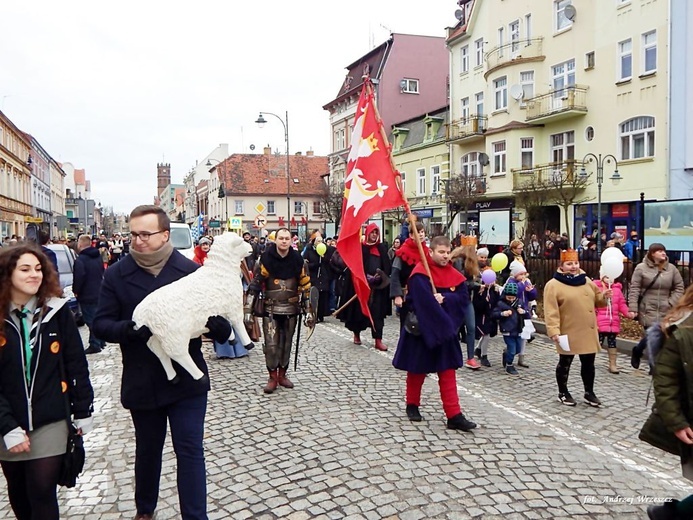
[336,79,408,321]
[290,217,297,228]
[278,217,285,227]
[301,216,307,225]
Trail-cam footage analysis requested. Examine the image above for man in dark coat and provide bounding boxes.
[392,235,477,431]
[38,230,59,274]
[93,205,231,520]
[303,235,336,322]
[338,223,391,351]
[74,233,106,354]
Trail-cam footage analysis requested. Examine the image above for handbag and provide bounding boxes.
[245,317,261,343]
[57,349,86,488]
[404,311,421,336]
[638,408,681,456]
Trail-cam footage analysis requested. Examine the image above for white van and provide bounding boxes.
[169,223,195,259]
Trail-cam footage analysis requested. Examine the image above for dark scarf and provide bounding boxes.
[363,223,381,257]
[260,243,305,279]
[553,268,587,286]
[412,258,465,290]
[395,237,429,266]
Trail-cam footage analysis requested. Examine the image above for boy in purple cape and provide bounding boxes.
[392,236,477,431]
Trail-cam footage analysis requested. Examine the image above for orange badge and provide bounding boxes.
[50,341,60,354]
[61,381,68,393]
[0,336,6,347]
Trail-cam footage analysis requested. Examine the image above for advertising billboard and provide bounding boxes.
[478,209,511,246]
[643,199,693,251]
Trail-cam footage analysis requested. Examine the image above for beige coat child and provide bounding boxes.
[544,270,608,355]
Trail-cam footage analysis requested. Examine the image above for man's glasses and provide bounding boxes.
[130,230,165,241]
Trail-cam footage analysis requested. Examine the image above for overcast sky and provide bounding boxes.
[1,1,457,213]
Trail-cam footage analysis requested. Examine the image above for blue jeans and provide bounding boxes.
[79,302,105,350]
[462,303,476,359]
[503,336,521,366]
[130,393,208,519]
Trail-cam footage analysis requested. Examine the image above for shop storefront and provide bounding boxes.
[574,200,642,247]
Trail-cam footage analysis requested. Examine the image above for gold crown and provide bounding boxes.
[460,236,478,247]
[560,249,579,262]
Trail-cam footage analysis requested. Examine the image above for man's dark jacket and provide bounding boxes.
[73,246,105,304]
[93,250,210,410]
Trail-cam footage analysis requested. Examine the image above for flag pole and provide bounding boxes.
[366,78,436,294]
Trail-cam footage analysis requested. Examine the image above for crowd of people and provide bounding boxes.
[0,210,690,519]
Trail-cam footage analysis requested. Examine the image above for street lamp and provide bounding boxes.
[580,153,620,256]
[255,111,290,225]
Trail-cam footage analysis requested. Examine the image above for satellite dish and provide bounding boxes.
[249,144,255,151]
[564,4,576,21]
[509,84,524,101]
[454,9,464,20]
[478,152,490,166]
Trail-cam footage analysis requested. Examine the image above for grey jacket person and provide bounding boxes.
[628,256,684,328]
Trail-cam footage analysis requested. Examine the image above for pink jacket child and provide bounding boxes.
[594,278,631,334]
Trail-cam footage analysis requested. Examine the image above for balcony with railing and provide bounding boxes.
[512,160,579,189]
[446,115,487,143]
[524,86,588,123]
[484,37,544,78]
[0,194,32,215]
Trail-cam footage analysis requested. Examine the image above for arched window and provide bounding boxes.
[620,116,655,160]
[461,152,480,177]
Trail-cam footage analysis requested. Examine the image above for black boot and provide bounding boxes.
[447,413,477,431]
[647,500,680,520]
[406,405,423,422]
[631,338,647,369]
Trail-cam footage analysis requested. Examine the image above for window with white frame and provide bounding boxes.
[552,59,575,95]
[312,201,321,215]
[416,168,426,195]
[493,141,507,175]
[401,171,406,195]
[498,27,504,57]
[234,200,244,214]
[335,128,345,150]
[475,92,484,115]
[431,165,441,194]
[510,20,520,53]
[461,45,469,73]
[642,31,657,74]
[618,39,632,81]
[267,200,275,214]
[294,201,304,214]
[402,79,419,94]
[461,97,470,122]
[555,0,573,32]
[521,138,534,169]
[525,14,532,40]
[520,71,534,101]
[494,76,508,110]
[620,116,655,160]
[474,39,484,67]
[461,152,480,177]
[550,131,575,164]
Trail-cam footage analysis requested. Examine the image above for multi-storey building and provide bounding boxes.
[0,110,32,238]
[323,33,449,207]
[447,0,669,245]
[158,183,185,220]
[49,158,66,238]
[208,147,328,238]
[182,144,228,225]
[24,133,53,233]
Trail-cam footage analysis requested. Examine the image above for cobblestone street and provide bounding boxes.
[0,317,687,519]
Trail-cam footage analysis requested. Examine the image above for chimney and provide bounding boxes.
[295,151,302,156]
[263,145,271,155]
[306,150,314,157]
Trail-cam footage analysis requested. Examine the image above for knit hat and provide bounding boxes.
[477,247,489,257]
[509,260,527,277]
[199,237,212,245]
[503,279,519,296]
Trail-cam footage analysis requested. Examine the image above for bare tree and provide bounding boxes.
[444,173,486,235]
[317,180,344,232]
[513,162,593,244]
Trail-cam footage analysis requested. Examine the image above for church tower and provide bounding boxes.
[157,163,171,194]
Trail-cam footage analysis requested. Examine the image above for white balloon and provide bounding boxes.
[600,247,624,264]
[602,257,624,280]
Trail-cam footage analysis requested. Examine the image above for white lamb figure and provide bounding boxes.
[132,232,253,382]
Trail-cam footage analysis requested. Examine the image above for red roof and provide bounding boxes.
[74,168,86,185]
[213,153,328,197]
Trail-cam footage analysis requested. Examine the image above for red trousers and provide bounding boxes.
[406,369,461,419]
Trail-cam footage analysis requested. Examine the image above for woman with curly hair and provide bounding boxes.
[0,244,94,520]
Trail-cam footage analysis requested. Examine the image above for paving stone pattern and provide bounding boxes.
[0,318,686,519]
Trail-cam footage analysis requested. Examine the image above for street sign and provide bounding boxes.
[255,202,266,214]
[208,220,221,228]
[254,215,267,228]
[25,217,44,223]
[230,217,242,229]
